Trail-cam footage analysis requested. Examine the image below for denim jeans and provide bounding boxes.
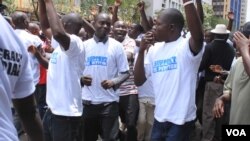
[43,109,82,141]
[151,119,195,141]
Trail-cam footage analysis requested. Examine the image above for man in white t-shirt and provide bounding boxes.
[134,1,204,140]
[11,11,43,86]
[81,13,129,141]
[38,0,85,141]
[0,14,44,141]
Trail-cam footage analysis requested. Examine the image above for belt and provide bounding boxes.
[82,100,117,107]
[47,109,82,121]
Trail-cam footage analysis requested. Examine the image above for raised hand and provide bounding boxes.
[227,11,234,21]
[114,0,122,7]
[137,1,145,11]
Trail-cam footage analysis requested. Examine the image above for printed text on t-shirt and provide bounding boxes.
[153,56,177,73]
[50,52,58,64]
[86,56,107,66]
[0,48,22,76]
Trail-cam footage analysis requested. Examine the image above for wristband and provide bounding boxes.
[183,1,194,7]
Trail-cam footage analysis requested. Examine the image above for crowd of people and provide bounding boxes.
[0,0,250,141]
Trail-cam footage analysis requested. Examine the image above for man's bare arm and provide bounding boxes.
[183,0,204,54]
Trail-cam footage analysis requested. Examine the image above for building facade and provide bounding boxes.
[240,0,247,26]
[143,0,183,18]
[212,0,224,18]
[230,0,241,31]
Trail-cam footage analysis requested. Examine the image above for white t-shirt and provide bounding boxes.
[14,29,43,85]
[51,37,60,49]
[0,14,35,141]
[82,38,129,104]
[134,48,155,100]
[145,37,204,125]
[46,35,85,117]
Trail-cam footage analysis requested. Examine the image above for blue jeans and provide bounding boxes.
[151,119,195,141]
[43,109,82,141]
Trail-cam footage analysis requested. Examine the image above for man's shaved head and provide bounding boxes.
[61,13,83,35]
[159,8,184,32]
[11,11,30,29]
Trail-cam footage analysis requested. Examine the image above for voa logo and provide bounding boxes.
[226,129,246,136]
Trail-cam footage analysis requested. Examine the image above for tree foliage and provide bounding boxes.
[2,0,16,15]
[203,3,227,29]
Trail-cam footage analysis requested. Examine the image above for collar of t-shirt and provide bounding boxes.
[93,34,108,44]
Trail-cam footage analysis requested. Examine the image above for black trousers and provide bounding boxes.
[82,102,119,141]
[119,95,139,141]
[34,84,47,119]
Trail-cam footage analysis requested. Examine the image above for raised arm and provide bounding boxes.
[111,0,121,25]
[196,0,204,24]
[82,18,95,38]
[39,0,70,50]
[227,12,234,31]
[38,0,52,40]
[183,0,204,54]
[138,1,152,32]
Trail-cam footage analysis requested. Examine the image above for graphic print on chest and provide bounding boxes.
[86,56,108,66]
[50,52,59,64]
[153,56,177,73]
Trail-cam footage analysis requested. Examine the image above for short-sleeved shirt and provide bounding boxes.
[46,35,85,117]
[14,29,43,85]
[145,37,204,125]
[82,38,129,104]
[134,48,155,101]
[0,14,35,141]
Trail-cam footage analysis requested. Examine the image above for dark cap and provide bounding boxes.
[240,22,250,38]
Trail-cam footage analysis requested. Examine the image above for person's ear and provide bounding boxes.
[169,24,174,31]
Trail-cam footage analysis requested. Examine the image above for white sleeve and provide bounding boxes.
[116,44,129,73]
[12,50,35,99]
[180,39,204,63]
[51,37,60,49]
[33,35,43,47]
[144,50,152,78]
[63,34,84,58]
[134,50,152,78]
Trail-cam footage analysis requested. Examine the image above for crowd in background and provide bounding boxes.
[1,0,250,141]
